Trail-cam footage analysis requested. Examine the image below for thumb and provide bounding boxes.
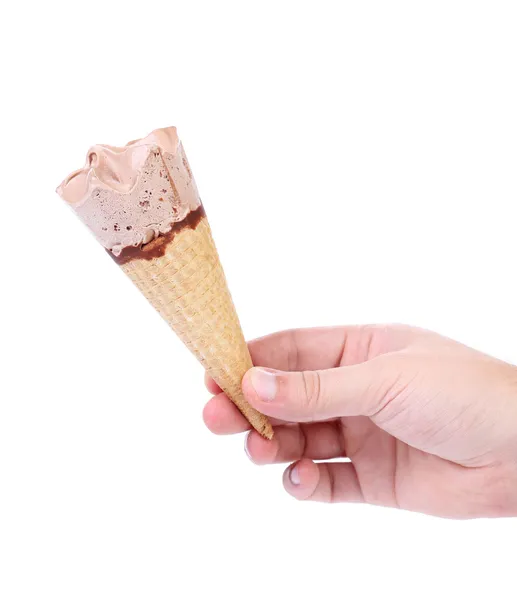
[242,357,403,422]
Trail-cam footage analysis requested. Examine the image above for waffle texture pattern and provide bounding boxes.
[121,216,273,439]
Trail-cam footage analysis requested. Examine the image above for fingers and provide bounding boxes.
[204,372,222,395]
[247,325,415,372]
[204,324,418,432]
[245,421,346,465]
[283,459,364,503]
[241,356,402,422]
[203,393,283,435]
[203,327,361,395]
[203,393,250,434]
[203,327,358,394]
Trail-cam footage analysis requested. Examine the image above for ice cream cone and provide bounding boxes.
[57,127,273,439]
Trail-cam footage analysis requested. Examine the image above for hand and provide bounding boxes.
[203,325,517,518]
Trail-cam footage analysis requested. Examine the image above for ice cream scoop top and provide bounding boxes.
[56,127,201,256]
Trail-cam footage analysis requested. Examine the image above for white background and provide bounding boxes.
[1,1,516,598]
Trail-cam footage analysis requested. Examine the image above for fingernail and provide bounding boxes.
[249,367,277,402]
[244,431,252,460]
[289,464,301,486]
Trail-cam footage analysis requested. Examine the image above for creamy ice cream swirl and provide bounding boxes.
[57,127,201,256]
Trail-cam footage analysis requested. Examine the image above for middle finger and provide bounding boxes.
[245,421,346,465]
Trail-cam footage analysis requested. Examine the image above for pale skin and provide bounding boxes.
[203,325,517,518]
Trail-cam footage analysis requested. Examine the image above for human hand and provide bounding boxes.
[203,325,517,518]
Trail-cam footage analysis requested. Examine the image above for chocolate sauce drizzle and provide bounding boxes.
[109,205,206,265]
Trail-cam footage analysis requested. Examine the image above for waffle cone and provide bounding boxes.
[119,213,273,439]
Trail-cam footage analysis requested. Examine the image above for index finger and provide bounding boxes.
[246,324,415,372]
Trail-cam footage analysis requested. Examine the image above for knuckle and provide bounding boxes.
[301,370,322,415]
[370,354,416,418]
